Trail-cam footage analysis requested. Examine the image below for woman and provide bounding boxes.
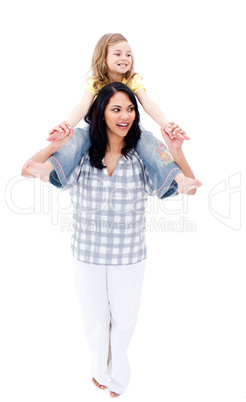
[22,83,202,397]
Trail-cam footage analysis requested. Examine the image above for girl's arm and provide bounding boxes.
[48,91,94,141]
[136,89,190,141]
[67,91,94,127]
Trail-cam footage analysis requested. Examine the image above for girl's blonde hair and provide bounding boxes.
[88,33,136,94]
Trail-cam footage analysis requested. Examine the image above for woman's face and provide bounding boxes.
[104,91,136,140]
[106,41,132,76]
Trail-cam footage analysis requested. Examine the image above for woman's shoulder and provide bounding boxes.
[125,148,145,169]
[124,149,156,195]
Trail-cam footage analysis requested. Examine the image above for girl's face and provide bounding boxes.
[104,91,136,140]
[106,41,132,76]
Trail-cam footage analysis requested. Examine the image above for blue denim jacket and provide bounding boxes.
[48,125,181,199]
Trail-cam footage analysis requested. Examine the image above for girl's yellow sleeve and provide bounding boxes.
[85,77,97,95]
[128,74,146,94]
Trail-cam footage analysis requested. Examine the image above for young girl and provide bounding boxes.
[23,83,202,397]
[35,33,192,198]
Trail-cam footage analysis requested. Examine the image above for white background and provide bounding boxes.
[1,0,246,401]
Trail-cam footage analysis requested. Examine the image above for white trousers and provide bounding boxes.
[72,257,146,395]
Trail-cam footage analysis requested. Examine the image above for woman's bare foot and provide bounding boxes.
[175,173,202,195]
[92,377,107,390]
[25,160,54,182]
[109,391,121,398]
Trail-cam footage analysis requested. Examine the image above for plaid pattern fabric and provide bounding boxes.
[65,149,156,265]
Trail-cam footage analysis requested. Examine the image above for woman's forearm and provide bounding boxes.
[169,147,195,179]
[21,144,55,177]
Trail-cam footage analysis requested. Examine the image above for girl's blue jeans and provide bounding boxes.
[48,125,181,199]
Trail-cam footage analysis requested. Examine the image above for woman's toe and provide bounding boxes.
[92,377,106,390]
[110,391,120,397]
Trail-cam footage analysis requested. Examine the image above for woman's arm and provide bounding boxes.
[21,145,55,177]
[136,89,189,141]
[161,127,195,179]
[161,127,202,195]
[170,148,195,179]
[21,131,73,177]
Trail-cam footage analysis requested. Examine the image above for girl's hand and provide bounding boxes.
[49,129,74,152]
[161,127,184,151]
[47,121,73,142]
[164,122,190,141]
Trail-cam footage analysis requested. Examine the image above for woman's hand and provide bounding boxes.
[21,129,74,179]
[161,124,185,151]
[164,122,190,141]
[47,121,73,142]
[49,128,74,152]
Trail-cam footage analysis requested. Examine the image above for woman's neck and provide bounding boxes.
[106,135,126,155]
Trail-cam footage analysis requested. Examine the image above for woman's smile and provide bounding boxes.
[116,122,129,129]
[104,92,136,139]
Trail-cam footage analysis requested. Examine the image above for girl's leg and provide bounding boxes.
[25,160,54,182]
[48,125,92,188]
[72,257,111,388]
[136,126,182,199]
[107,259,146,395]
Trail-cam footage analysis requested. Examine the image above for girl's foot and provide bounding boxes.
[92,377,107,390]
[175,173,202,194]
[109,391,121,398]
[25,160,54,182]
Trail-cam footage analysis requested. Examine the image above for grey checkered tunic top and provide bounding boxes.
[65,149,156,265]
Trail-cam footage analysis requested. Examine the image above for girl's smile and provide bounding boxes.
[106,41,132,78]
